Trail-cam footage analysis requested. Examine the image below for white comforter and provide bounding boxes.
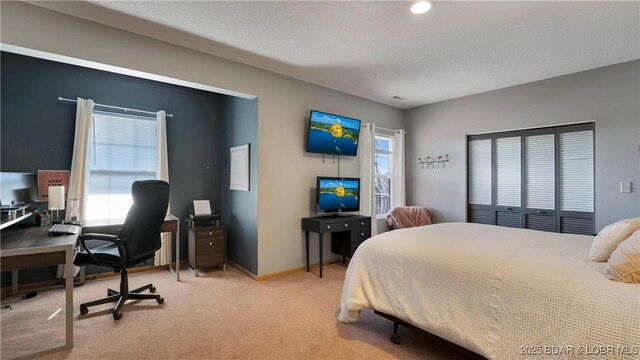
[338,223,640,359]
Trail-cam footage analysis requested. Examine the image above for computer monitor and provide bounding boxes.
[0,172,39,207]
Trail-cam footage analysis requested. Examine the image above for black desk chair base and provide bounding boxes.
[79,268,164,320]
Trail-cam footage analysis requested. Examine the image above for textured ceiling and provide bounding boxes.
[30,1,640,109]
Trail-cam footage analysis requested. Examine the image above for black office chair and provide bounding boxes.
[74,180,170,320]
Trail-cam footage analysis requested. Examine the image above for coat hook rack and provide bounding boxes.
[418,154,449,169]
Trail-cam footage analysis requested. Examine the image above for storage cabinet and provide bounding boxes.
[330,218,371,260]
[187,223,225,276]
[301,215,371,278]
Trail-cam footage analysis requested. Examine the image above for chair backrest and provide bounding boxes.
[118,180,170,261]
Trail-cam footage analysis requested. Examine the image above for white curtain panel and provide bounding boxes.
[392,129,406,208]
[155,110,170,266]
[59,98,93,278]
[359,123,377,236]
[66,98,94,221]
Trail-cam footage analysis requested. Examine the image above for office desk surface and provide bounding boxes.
[0,224,76,356]
[1,225,78,271]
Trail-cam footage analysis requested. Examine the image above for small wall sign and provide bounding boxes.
[38,170,70,201]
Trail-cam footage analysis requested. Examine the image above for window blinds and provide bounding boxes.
[525,134,555,210]
[468,139,492,205]
[495,137,521,207]
[559,130,594,212]
[85,112,157,220]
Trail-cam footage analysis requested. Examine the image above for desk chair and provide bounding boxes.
[74,180,169,320]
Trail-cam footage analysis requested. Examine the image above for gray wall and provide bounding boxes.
[405,60,640,231]
[221,97,259,274]
[1,51,228,284]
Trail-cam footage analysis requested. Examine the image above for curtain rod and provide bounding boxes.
[375,126,406,134]
[58,97,173,117]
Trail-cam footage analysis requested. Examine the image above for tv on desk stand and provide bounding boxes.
[316,176,360,215]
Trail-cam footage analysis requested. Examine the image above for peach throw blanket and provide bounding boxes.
[386,206,432,229]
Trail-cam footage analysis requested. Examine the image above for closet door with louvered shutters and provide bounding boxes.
[468,138,492,224]
[466,122,594,233]
[524,133,556,232]
[558,128,594,235]
[495,136,521,228]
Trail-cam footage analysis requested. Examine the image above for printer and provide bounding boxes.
[188,200,220,227]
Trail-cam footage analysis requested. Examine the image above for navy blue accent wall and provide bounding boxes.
[221,97,259,275]
[1,52,230,284]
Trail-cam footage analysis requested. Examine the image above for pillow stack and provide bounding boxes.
[589,217,640,261]
[606,230,640,283]
[590,217,640,283]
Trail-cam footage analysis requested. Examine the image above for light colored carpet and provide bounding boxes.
[2,264,470,359]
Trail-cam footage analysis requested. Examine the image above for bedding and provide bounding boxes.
[589,217,640,261]
[338,223,640,359]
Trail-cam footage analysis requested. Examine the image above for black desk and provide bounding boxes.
[1,224,77,357]
[301,215,371,278]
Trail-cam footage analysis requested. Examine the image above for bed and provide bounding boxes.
[338,223,640,359]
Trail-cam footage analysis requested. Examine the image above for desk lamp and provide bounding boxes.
[48,185,65,224]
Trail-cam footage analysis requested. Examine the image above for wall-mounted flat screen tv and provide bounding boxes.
[306,110,361,156]
[316,176,360,214]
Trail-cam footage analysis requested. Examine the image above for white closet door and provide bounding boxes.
[559,130,594,212]
[468,139,492,205]
[495,137,521,207]
[525,134,555,210]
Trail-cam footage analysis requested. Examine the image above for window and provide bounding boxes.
[467,122,594,235]
[84,112,157,221]
[374,135,393,218]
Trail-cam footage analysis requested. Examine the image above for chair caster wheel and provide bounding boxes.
[149,286,156,293]
[391,334,401,344]
[80,306,88,315]
[157,297,164,304]
[113,311,122,320]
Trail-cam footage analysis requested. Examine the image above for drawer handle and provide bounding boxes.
[209,242,213,246]
[209,232,213,236]
[360,222,364,226]
[326,225,331,229]
[344,224,348,228]
[504,207,512,211]
[360,232,364,236]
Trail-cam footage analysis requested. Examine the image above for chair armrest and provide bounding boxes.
[77,233,127,266]
[78,233,120,242]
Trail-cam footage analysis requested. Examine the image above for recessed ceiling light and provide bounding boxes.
[411,1,432,14]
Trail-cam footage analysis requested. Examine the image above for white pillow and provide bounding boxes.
[589,217,640,261]
[605,230,640,283]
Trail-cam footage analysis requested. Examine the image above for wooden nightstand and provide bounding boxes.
[187,222,225,276]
